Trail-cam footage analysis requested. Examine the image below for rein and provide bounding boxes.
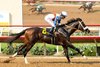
[64,21,88,31]
[65,25,78,30]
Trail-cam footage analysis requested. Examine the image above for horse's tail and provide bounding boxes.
[9,29,26,44]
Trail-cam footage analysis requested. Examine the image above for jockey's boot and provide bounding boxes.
[49,27,54,37]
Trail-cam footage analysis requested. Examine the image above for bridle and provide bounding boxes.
[78,21,88,31]
[64,20,88,31]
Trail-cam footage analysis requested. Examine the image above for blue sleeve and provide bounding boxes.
[58,20,61,24]
[53,16,61,27]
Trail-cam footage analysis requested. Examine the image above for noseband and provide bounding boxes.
[78,21,88,30]
[64,20,88,31]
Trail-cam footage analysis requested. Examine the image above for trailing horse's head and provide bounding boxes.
[76,18,90,33]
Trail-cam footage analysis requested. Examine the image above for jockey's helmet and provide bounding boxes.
[61,11,68,17]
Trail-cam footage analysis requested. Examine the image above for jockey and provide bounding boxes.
[85,2,92,7]
[36,4,44,11]
[45,11,68,35]
[33,1,44,11]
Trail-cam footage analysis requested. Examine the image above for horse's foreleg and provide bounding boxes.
[68,43,85,57]
[84,8,86,12]
[29,8,36,15]
[88,8,93,13]
[62,45,70,63]
[79,6,82,9]
[87,9,90,13]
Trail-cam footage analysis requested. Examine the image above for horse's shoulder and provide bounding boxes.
[54,32,64,37]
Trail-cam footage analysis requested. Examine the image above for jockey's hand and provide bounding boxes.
[56,24,65,28]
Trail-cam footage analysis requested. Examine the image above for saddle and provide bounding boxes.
[48,32,59,44]
[42,27,65,44]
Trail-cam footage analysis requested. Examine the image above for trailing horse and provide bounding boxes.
[79,2,95,13]
[29,4,46,14]
[4,18,90,64]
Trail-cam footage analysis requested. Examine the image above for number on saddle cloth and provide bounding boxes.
[42,27,55,44]
[42,28,49,35]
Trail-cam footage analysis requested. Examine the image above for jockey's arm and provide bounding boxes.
[53,16,61,27]
[58,20,61,25]
[53,18,57,27]
[53,16,59,27]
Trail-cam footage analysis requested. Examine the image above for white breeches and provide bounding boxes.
[45,17,55,27]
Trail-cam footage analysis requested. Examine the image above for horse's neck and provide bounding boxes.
[58,27,77,37]
[63,25,77,36]
[68,29,76,36]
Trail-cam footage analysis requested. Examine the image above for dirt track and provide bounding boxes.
[23,4,100,25]
[0,57,100,67]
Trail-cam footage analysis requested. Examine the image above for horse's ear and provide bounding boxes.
[66,18,77,25]
[67,18,75,22]
[76,18,82,21]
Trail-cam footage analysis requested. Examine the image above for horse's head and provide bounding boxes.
[66,18,90,33]
[76,18,90,33]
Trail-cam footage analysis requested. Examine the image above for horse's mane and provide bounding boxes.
[56,18,82,28]
[66,18,76,25]
[65,18,82,25]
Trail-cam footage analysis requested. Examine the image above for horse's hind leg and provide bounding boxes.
[23,44,33,64]
[23,42,37,64]
[23,37,39,64]
[3,44,26,63]
[11,44,27,57]
[3,44,27,63]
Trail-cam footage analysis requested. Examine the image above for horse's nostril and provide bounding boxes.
[85,29,90,33]
[87,30,90,33]
[88,30,90,33]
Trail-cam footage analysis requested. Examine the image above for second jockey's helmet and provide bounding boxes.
[61,11,67,17]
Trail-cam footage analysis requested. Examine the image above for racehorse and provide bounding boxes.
[29,4,46,14]
[4,18,90,64]
[79,2,95,13]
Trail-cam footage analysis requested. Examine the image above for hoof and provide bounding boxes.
[25,62,30,64]
[68,61,73,64]
[83,56,88,59]
[69,62,73,64]
[68,61,71,63]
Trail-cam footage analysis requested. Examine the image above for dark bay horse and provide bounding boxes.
[4,18,90,64]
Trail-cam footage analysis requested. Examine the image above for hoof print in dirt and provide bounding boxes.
[3,59,10,63]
